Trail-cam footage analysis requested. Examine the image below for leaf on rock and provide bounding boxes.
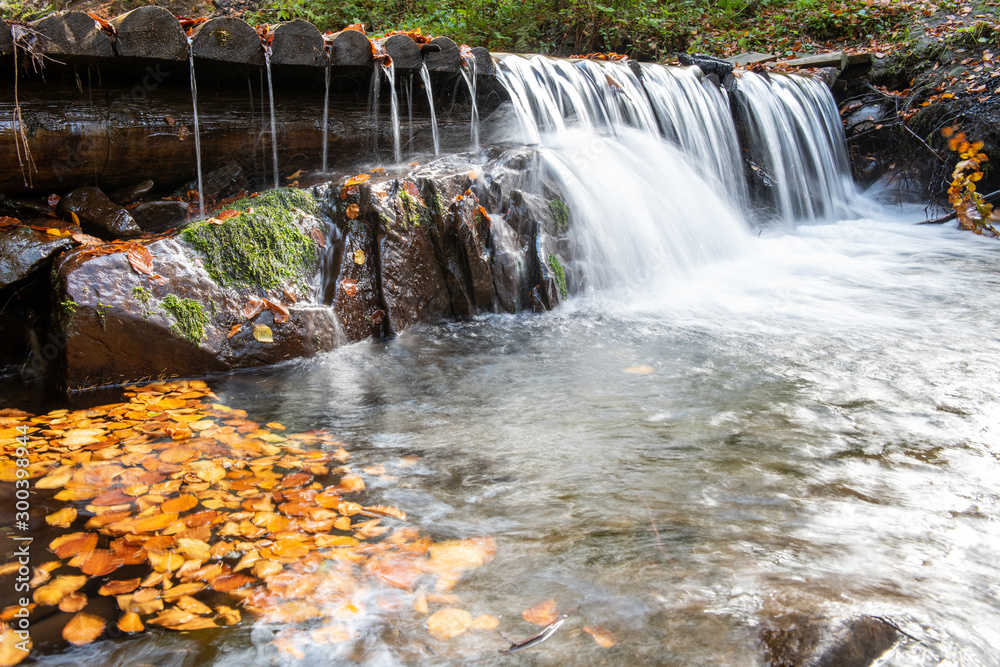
[341,279,358,297]
[353,249,366,265]
[262,298,290,324]
[426,607,473,641]
[345,174,370,186]
[253,324,273,343]
[63,612,105,646]
[522,599,558,626]
[584,625,617,648]
[346,203,360,220]
[126,244,154,276]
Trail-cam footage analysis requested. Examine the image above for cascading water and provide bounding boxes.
[368,63,382,158]
[493,54,861,288]
[187,37,205,217]
[321,63,330,173]
[731,71,857,223]
[418,63,441,155]
[382,62,402,164]
[460,54,480,151]
[264,46,280,189]
[406,74,414,152]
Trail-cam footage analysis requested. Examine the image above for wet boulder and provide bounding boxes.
[108,179,155,206]
[0,222,76,289]
[53,188,339,391]
[56,186,141,239]
[130,200,191,233]
[375,181,452,333]
[760,614,900,667]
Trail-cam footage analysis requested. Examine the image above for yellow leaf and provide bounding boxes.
[0,622,31,666]
[584,625,617,648]
[353,249,366,265]
[63,612,105,646]
[253,324,273,343]
[46,507,77,528]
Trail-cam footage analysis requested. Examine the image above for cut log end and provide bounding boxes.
[384,34,422,71]
[110,6,187,62]
[423,36,460,72]
[270,19,326,68]
[31,11,114,61]
[190,16,263,66]
[329,29,373,68]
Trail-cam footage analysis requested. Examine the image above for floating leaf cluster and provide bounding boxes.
[0,380,498,664]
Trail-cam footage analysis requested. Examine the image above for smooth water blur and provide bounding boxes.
[133,212,995,666]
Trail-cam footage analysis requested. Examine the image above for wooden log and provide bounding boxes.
[726,52,777,66]
[0,80,475,195]
[470,46,494,77]
[781,51,848,70]
[328,29,372,68]
[270,19,326,68]
[423,36,460,72]
[1,19,12,57]
[384,34,422,71]
[190,16,263,66]
[30,11,114,62]
[110,6,187,61]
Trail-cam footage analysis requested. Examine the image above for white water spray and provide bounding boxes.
[382,62,402,164]
[460,54,480,151]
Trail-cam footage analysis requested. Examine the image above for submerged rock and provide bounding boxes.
[108,179,155,206]
[760,614,900,667]
[56,186,141,239]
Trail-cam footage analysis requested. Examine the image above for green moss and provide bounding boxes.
[181,188,319,290]
[399,189,422,228]
[95,302,112,331]
[58,298,77,329]
[131,286,154,319]
[548,254,568,300]
[549,198,570,234]
[160,295,209,344]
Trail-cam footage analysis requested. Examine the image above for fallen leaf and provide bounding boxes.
[46,507,77,528]
[584,625,617,648]
[58,592,87,613]
[262,298,290,324]
[50,533,98,559]
[72,233,102,246]
[470,614,499,630]
[127,244,154,276]
[98,578,141,596]
[117,612,144,633]
[0,622,30,665]
[341,279,358,297]
[353,249,366,265]
[346,203,360,219]
[253,324,273,343]
[346,174,370,186]
[148,608,218,631]
[63,612,105,646]
[427,607,473,640]
[522,599,558,626]
[215,605,241,625]
[623,365,655,374]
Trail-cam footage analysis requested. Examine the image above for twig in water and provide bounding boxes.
[497,614,568,655]
[902,124,945,162]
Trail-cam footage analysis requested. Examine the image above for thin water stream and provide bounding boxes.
[187,38,205,217]
[264,47,280,189]
[419,63,440,155]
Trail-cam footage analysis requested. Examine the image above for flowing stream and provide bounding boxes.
[419,63,441,155]
[33,56,1000,666]
[187,37,205,217]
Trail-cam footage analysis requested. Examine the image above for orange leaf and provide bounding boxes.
[50,532,98,559]
[346,203,360,220]
[584,625,617,648]
[46,507,77,528]
[427,608,473,640]
[339,473,365,493]
[63,612,105,646]
[0,622,31,665]
[58,592,88,613]
[522,599,558,626]
[162,494,198,513]
[341,279,358,297]
[346,174,370,186]
[470,614,499,630]
[262,298,290,324]
[99,578,141,596]
[117,612,144,633]
[75,549,124,576]
[127,243,154,276]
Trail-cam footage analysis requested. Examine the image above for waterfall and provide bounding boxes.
[460,54,480,151]
[187,38,205,217]
[419,63,440,155]
[730,72,857,223]
[406,73,414,153]
[494,54,857,225]
[321,63,331,173]
[382,62,402,164]
[264,46,280,189]
[368,63,382,158]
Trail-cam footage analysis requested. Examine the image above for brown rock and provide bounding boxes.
[56,187,141,239]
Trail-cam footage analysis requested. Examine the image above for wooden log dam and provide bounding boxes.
[0,9,504,195]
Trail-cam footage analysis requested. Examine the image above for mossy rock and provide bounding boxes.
[181,188,321,291]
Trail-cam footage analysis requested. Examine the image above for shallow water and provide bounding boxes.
[46,207,1000,665]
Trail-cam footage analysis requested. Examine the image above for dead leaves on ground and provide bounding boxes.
[0,379,497,656]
